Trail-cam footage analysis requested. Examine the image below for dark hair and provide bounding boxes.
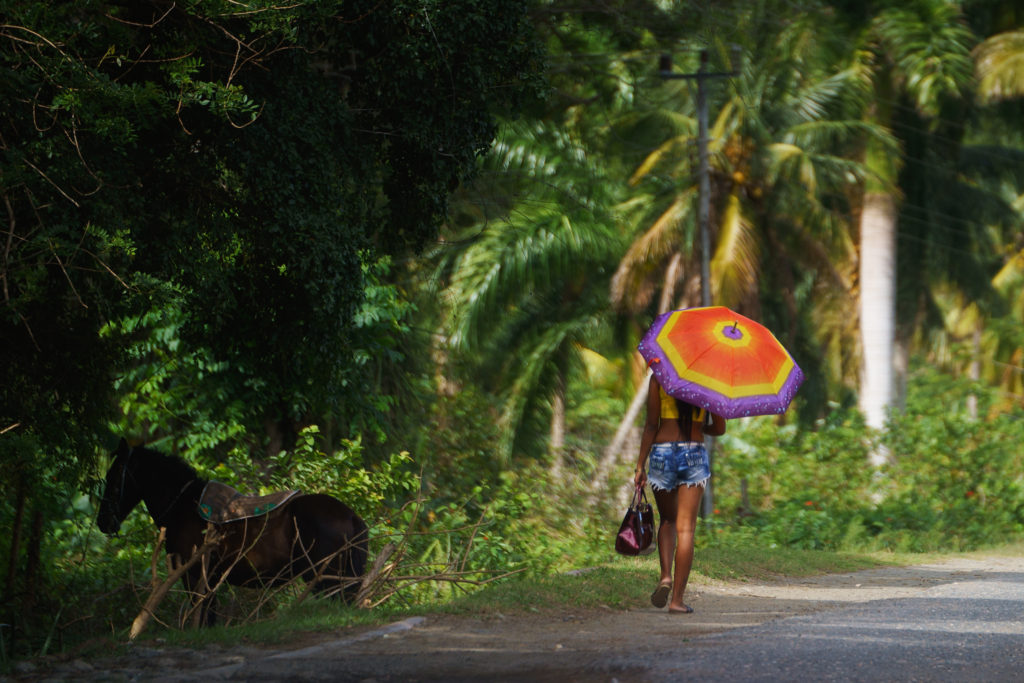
[673,398,707,437]
[674,396,692,437]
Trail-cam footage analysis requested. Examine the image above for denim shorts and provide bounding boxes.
[646,441,710,492]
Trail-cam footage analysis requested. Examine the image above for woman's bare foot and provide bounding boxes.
[651,580,672,608]
[668,603,693,614]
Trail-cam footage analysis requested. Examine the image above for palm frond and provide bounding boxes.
[711,192,760,308]
[628,135,693,186]
[495,313,605,460]
[872,3,976,116]
[610,188,696,311]
[975,29,1024,102]
[447,208,618,349]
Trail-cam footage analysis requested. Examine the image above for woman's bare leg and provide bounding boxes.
[669,484,704,612]
[652,487,678,583]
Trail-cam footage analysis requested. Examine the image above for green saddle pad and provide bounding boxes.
[198,481,301,524]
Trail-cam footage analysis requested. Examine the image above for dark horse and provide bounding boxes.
[97,439,368,624]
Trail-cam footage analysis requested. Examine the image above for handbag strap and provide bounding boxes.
[631,483,648,509]
[639,484,649,505]
[633,484,651,527]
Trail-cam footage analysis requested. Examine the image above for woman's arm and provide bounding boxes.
[634,375,661,486]
[704,412,726,437]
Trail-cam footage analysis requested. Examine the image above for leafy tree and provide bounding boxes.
[931,6,1024,414]
[866,3,1024,426]
[427,1,686,467]
[1,0,542,639]
[975,27,1024,101]
[1,0,542,459]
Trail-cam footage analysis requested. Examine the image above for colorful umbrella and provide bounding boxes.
[638,306,804,418]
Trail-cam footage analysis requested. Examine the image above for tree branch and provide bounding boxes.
[129,527,224,640]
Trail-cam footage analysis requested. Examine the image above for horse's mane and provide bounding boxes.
[135,446,205,485]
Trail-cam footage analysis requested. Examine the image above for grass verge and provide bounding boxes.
[144,545,900,650]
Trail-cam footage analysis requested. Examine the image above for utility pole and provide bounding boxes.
[658,47,740,519]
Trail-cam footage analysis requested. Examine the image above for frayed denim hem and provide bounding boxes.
[646,441,710,491]
[651,476,709,493]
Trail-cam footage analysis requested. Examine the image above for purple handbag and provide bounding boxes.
[615,484,654,556]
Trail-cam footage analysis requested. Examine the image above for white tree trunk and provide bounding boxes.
[859,192,897,466]
[549,373,566,479]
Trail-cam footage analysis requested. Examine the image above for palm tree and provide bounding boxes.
[433,120,625,466]
[855,1,976,455]
[931,242,1024,416]
[427,0,693,472]
[594,9,899,497]
[923,21,1024,415]
[966,10,1024,412]
[620,18,894,411]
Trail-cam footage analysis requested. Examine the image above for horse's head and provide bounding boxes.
[97,438,144,535]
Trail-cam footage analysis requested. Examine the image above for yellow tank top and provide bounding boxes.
[659,386,706,423]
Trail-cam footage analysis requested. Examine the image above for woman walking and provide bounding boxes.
[633,373,725,613]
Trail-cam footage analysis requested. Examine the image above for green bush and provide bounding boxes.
[876,369,1024,551]
[708,407,875,550]
[706,364,1024,553]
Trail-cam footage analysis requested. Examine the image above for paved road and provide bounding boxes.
[217,556,1024,682]
[15,556,1024,682]
[649,562,1024,681]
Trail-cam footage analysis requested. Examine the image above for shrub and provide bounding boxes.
[705,363,1024,553]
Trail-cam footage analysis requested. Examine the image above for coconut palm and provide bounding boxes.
[854,1,976,451]
[619,16,895,412]
[429,4,693,473]
[860,2,1024,433]
[593,8,899,494]
[917,122,1024,413]
[964,15,1024,409]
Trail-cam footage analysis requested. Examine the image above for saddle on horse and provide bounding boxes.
[198,481,301,524]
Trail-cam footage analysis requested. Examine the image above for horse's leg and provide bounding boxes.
[309,541,362,600]
[166,520,223,628]
[182,558,218,627]
[286,509,338,598]
[291,516,343,598]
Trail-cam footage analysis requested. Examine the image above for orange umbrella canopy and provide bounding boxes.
[638,306,804,418]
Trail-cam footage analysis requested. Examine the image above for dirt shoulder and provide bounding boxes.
[13,555,1024,682]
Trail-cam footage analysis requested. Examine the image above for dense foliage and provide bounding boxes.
[1,0,543,656]
[711,366,1024,552]
[1,0,542,456]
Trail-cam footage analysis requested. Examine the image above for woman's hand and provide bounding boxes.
[633,467,647,488]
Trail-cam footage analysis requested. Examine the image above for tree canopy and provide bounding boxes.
[1,0,544,472]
